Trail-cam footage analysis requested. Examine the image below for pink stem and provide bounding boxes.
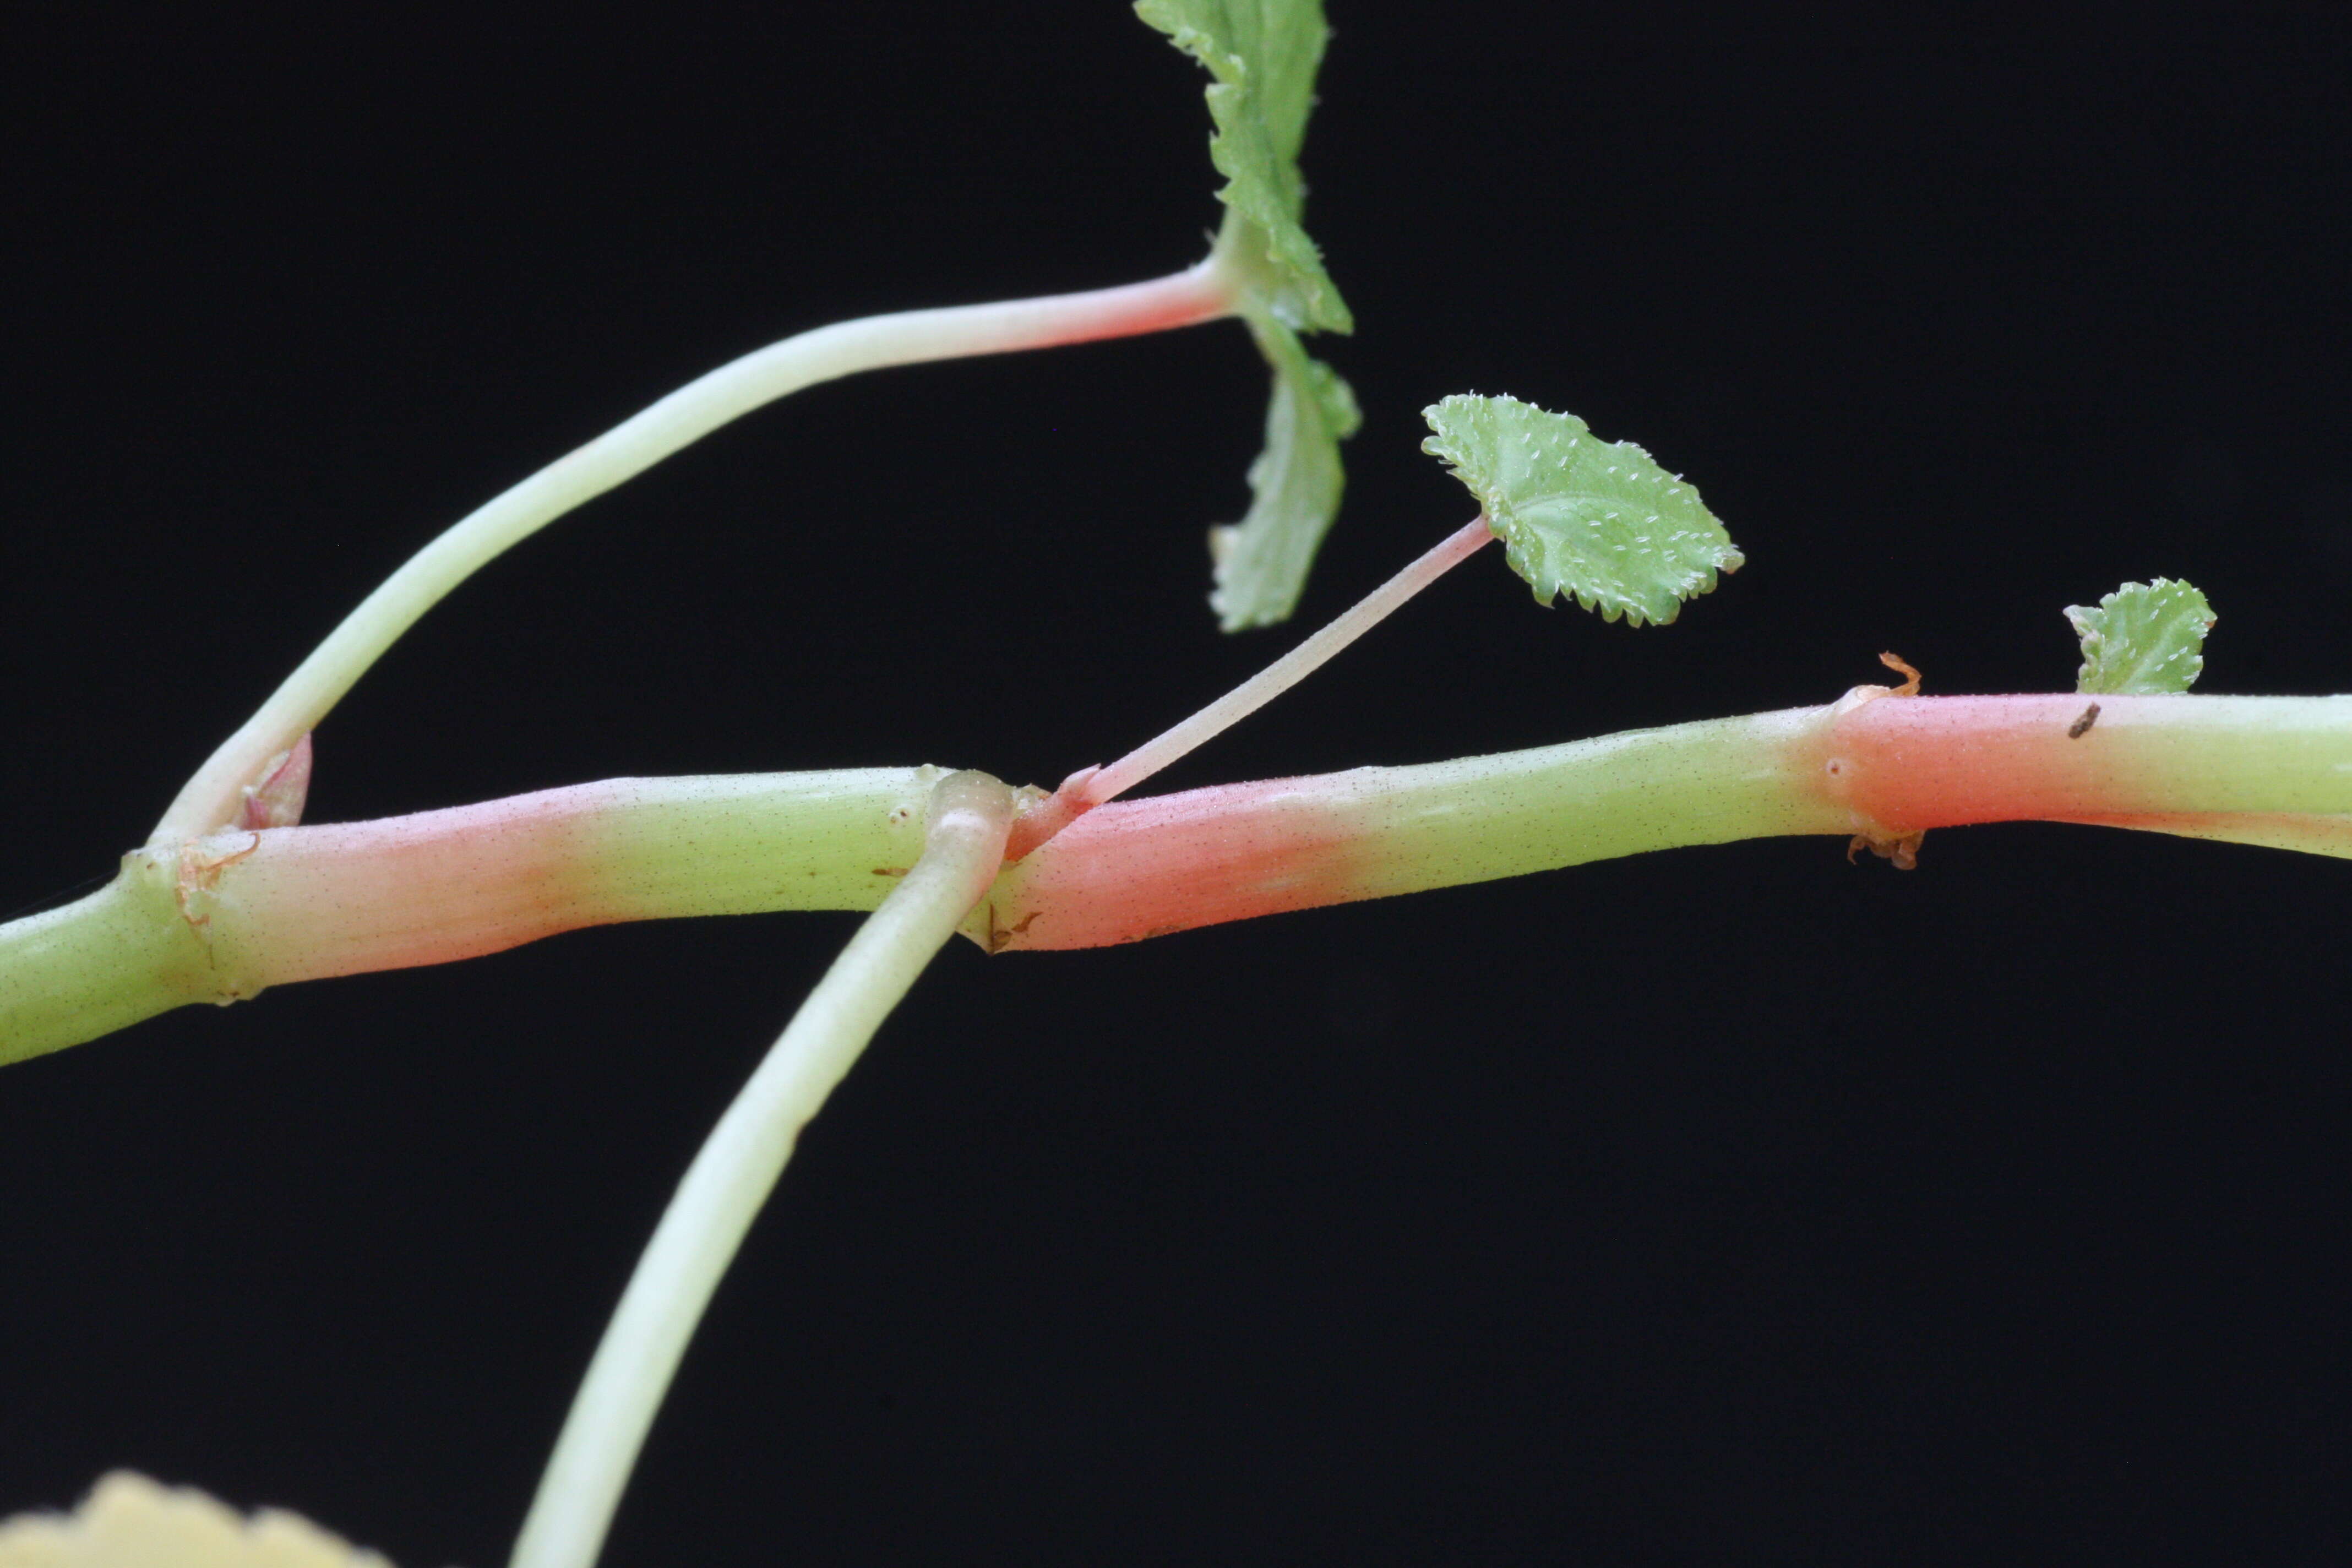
[1821,693,2352,829]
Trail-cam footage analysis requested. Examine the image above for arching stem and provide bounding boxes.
[152,262,1234,848]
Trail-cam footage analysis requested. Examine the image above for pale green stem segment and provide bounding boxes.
[204,770,949,987]
[0,770,947,1065]
[150,261,1236,848]
[0,864,215,1066]
[15,695,2352,1061]
[506,770,1015,1568]
[981,693,2352,951]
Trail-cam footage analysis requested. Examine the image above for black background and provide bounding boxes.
[6,5,2350,1562]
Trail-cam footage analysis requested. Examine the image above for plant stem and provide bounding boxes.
[14,695,2348,1056]
[150,260,1236,848]
[1824,692,2352,825]
[1006,516,1493,857]
[983,705,1853,950]
[0,770,945,1063]
[203,769,945,987]
[506,770,1014,1568]
[0,863,218,1067]
[981,693,2352,950]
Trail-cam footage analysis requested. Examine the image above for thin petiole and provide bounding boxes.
[1008,515,1493,857]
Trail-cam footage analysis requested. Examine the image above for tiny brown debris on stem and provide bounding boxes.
[983,903,1042,954]
[1846,829,1926,871]
[2068,702,2101,739]
[174,832,263,930]
[1833,652,1926,715]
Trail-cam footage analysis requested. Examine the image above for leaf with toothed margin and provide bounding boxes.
[1136,0,1350,335]
[2066,579,2216,694]
[1137,0,1357,630]
[1419,394,1744,627]
[1205,312,1362,629]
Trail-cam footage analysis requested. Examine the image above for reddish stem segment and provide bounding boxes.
[1822,693,2352,829]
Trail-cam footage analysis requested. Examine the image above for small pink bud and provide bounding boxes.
[236,733,313,830]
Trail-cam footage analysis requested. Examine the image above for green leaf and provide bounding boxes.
[1207,313,1362,629]
[1419,394,1744,627]
[1139,0,1357,630]
[2066,579,2216,694]
[1136,0,1350,334]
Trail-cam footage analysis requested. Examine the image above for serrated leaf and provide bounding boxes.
[1139,0,1357,631]
[2065,579,2216,694]
[1419,394,1743,627]
[1136,0,1350,335]
[1207,312,1362,629]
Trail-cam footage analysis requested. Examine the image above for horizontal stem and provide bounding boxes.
[201,770,946,987]
[0,863,218,1068]
[13,694,2348,1057]
[986,692,2352,949]
[1824,692,2352,826]
[508,771,1014,1568]
[981,706,1852,950]
[151,261,1236,848]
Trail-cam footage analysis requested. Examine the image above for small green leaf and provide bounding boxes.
[1207,313,1362,629]
[1139,0,1357,630]
[1420,394,1743,627]
[2066,579,2216,694]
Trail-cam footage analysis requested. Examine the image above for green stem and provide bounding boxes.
[150,261,1235,848]
[0,770,949,1062]
[505,770,1015,1568]
[0,855,222,1068]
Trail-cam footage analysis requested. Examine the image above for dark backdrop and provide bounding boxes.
[7,6,2350,1563]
